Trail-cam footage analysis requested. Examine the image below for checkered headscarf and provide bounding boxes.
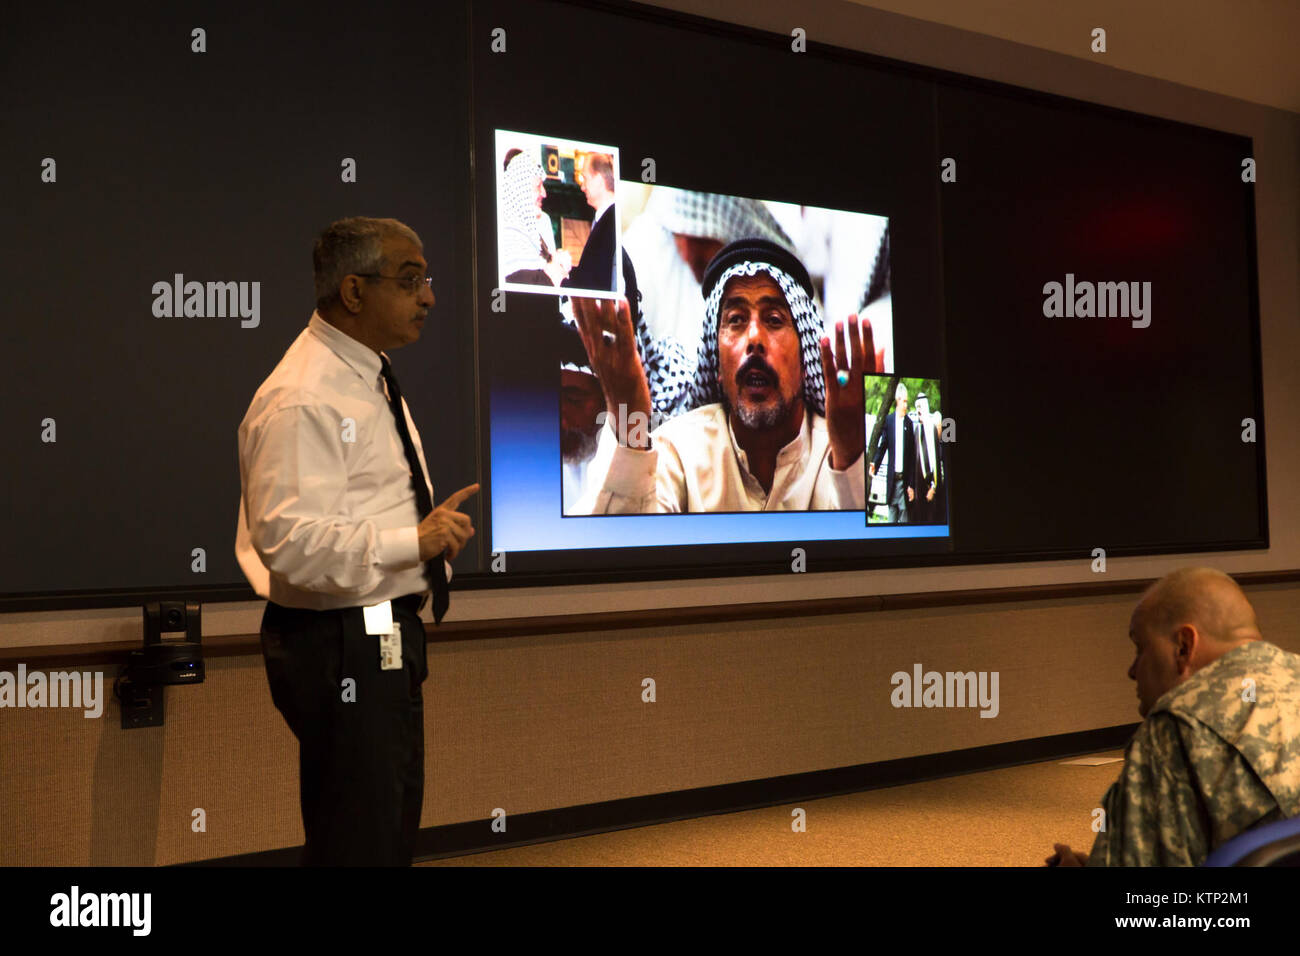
[638,322,694,419]
[651,187,792,247]
[501,152,551,277]
[687,253,825,418]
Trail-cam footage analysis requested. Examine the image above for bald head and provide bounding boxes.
[1127,567,1261,717]
[1135,567,1261,647]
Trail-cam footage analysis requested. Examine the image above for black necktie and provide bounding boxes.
[919,421,931,480]
[379,355,450,624]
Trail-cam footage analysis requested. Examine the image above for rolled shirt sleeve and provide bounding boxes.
[592,439,666,514]
[826,449,866,510]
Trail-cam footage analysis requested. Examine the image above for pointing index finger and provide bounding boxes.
[439,483,481,511]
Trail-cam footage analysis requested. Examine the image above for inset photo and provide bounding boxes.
[495,129,620,299]
[865,375,947,526]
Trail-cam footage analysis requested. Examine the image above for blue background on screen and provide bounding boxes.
[489,388,948,553]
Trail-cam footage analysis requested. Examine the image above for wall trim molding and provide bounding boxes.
[7,570,1297,668]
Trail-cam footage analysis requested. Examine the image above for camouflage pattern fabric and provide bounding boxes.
[1088,641,1300,866]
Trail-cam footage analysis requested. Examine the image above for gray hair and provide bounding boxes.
[312,217,421,310]
[895,382,908,402]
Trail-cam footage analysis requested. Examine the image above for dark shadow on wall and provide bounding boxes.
[91,692,164,865]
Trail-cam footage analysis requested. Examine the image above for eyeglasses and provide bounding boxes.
[358,273,433,294]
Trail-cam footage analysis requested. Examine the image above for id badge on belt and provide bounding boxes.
[363,600,403,671]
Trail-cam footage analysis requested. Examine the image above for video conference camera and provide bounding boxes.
[116,601,205,728]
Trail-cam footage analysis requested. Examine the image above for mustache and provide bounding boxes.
[736,355,778,386]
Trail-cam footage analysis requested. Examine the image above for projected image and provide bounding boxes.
[866,375,947,526]
[495,129,620,297]
[482,123,943,555]
[558,186,893,515]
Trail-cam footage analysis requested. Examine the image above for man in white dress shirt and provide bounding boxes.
[236,216,477,866]
[571,238,871,513]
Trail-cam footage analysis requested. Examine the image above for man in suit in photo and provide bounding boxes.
[870,382,915,523]
[563,152,617,292]
[911,391,944,524]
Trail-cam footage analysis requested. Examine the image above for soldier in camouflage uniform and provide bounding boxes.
[1048,567,1300,866]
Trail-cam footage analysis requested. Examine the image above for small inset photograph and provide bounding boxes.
[865,374,947,525]
[495,129,620,298]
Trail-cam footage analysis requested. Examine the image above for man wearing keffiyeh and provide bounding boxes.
[500,149,571,286]
[571,238,875,513]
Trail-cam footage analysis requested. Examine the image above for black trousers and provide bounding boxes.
[911,480,934,525]
[261,593,428,866]
[887,472,909,524]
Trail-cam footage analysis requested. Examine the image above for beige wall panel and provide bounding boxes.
[4,583,1297,864]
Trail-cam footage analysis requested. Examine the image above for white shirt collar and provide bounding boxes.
[308,311,384,388]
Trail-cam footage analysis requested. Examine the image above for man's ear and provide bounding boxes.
[1174,625,1198,673]
[340,276,365,314]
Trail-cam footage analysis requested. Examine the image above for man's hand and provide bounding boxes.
[819,315,876,470]
[572,296,652,450]
[544,252,572,286]
[1044,843,1089,867]
[417,483,480,562]
[926,485,935,502]
[906,486,914,502]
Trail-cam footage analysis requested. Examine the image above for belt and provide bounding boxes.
[269,592,427,617]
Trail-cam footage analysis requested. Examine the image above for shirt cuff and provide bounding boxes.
[829,450,866,509]
[603,442,659,499]
[378,525,421,571]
